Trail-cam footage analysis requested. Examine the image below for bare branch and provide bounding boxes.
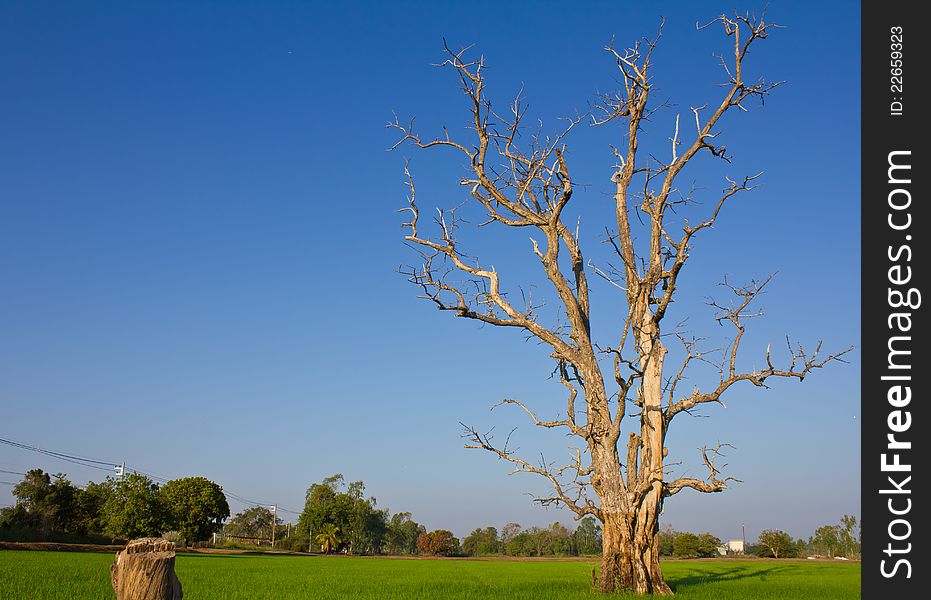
[495,397,585,437]
[663,442,740,496]
[665,326,719,406]
[461,424,601,519]
[666,277,853,421]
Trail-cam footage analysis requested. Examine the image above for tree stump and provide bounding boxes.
[110,538,183,600]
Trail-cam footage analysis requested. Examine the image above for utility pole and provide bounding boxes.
[742,523,746,555]
[115,462,125,482]
[270,505,277,549]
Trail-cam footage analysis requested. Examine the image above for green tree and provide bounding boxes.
[10,469,80,534]
[671,531,720,558]
[505,532,534,556]
[347,496,387,555]
[11,469,53,516]
[839,515,859,557]
[526,526,548,556]
[811,524,842,557]
[757,529,794,559]
[461,527,500,556]
[2,470,114,539]
[225,506,279,541]
[102,474,164,540]
[298,475,352,539]
[0,505,30,530]
[297,475,385,555]
[74,480,111,535]
[315,523,341,554]
[160,477,229,546]
[573,517,602,556]
[695,533,722,558]
[672,532,700,557]
[385,512,425,555]
[658,525,679,557]
[547,522,573,556]
[500,522,522,547]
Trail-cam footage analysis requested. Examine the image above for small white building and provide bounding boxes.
[717,539,745,555]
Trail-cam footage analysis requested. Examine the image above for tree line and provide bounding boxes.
[656,514,860,560]
[277,474,606,557]
[1,468,860,560]
[747,515,860,559]
[459,520,602,557]
[0,469,229,546]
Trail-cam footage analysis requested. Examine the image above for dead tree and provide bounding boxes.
[391,12,849,595]
[110,538,183,600]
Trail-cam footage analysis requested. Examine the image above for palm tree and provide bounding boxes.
[315,524,340,555]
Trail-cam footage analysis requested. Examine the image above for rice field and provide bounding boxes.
[0,550,860,599]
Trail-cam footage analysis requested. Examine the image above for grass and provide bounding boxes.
[0,551,859,599]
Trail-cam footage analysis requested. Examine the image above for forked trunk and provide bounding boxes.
[597,313,671,595]
[599,502,671,595]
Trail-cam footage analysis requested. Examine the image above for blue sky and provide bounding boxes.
[0,0,859,542]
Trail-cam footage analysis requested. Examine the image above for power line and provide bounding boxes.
[0,437,117,466]
[223,490,300,515]
[0,437,118,472]
[126,468,170,484]
[121,468,297,514]
[224,490,267,506]
[1,434,302,517]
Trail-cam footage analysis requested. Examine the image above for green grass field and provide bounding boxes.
[0,551,859,599]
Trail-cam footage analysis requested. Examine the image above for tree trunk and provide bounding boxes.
[110,538,183,600]
[596,313,672,595]
[599,508,671,595]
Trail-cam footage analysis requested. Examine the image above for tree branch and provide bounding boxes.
[461,424,601,519]
[663,443,740,496]
[666,277,853,421]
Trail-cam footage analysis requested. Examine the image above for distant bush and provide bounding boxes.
[672,532,721,558]
[0,524,118,545]
[417,530,459,556]
[275,533,310,552]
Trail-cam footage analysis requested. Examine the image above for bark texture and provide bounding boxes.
[110,538,183,600]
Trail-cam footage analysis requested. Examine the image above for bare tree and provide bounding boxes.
[391,12,849,595]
